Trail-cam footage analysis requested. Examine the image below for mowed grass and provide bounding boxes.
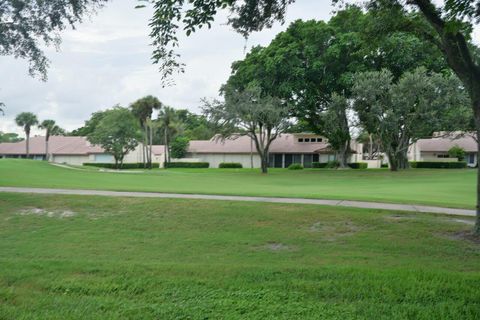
[0,159,475,208]
[0,193,479,319]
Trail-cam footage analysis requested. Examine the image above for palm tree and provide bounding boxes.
[39,120,65,161]
[15,112,38,158]
[0,102,4,115]
[130,96,163,168]
[158,106,183,167]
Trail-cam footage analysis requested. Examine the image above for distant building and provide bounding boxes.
[409,132,477,167]
[0,133,363,168]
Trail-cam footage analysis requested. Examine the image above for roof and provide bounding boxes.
[187,134,331,154]
[417,133,477,153]
[0,136,104,155]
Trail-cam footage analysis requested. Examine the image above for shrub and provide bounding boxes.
[288,163,303,170]
[219,162,243,168]
[409,161,467,169]
[381,163,389,168]
[312,162,327,168]
[448,145,466,161]
[348,162,368,169]
[164,162,209,168]
[84,163,160,169]
[325,160,340,169]
[170,136,190,159]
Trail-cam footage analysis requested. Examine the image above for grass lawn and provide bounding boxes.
[0,193,479,319]
[0,159,474,208]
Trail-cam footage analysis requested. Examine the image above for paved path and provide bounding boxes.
[0,186,475,217]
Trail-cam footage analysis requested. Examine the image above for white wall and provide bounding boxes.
[52,155,90,166]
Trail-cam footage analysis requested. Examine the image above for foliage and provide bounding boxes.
[325,160,341,169]
[204,84,290,173]
[312,162,328,169]
[410,161,468,168]
[0,132,23,143]
[174,109,216,140]
[288,163,303,170]
[1,0,107,79]
[448,145,466,161]
[87,107,141,169]
[70,110,109,136]
[15,112,38,136]
[157,106,183,164]
[84,163,160,169]
[39,120,65,140]
[219,162,243,169]
[170,136,190,159]
[164,162,209,168]
[348,162,368,169]
[352,68,471,171]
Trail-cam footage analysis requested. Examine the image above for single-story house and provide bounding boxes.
[0,133,362,168]
[0,136,165,166]
[409,132,477,167]
[182,133,363,168]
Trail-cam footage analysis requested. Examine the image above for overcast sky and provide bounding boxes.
[0,0,478,137]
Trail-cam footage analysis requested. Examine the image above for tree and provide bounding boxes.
[0,102,4,115]
[170,136,190,159]
[204,85,290,174]
[0,132,23,143]
[87,107,141,169]
[15,112,38,158]
[1,0,107,80]
[39,120,65,161]
[448,145,466,161]
[352,68,471,171]
[157,106,182,165]
[70,110,109,136]
[130,96,163,168]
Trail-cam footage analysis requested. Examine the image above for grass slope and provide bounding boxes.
[0,159,474,208]
[0,193,479,319]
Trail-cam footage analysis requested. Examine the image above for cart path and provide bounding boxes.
[0,186,475,217]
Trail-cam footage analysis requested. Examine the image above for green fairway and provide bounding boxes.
[0,159,474,208]
[0,193,479,319]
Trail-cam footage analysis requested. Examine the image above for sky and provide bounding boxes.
[0,0,478,137]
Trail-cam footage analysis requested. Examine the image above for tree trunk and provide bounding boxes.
[45,139,49,161]
[149,123,153,169]
[164,126,168,169]
[388,152,398,171]
[260,152,268,174]
[474,102,480,235]
[337,141,350,168]
[26,133,30,158]
[368,134,373,160]
[144,125,149,168]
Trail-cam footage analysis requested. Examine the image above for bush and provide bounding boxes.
[312,162,327,168]
[170,136,190,159]
[164,162,210,168]
[409,161,467,169]
[348,162,368,169]
[288,163,303,170]
[448,145,466,161]
[219,162,243,168]
[381,163,389,168]
[84,162,160,169]
[325,160,340,169]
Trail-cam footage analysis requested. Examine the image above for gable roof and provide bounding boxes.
[416,133,477,153]
[187,134,330,154]
[0,136,104,155]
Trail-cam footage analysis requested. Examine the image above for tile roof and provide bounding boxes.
[417,133,477,153]
[0,136,104,155]
[187,134,330,154]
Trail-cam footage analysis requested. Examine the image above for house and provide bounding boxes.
[0,136,165,166]
[0,133,362,169]
[409,132,477,167]
[183,133,363,168]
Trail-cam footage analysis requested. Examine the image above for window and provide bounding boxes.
[274,154,283,168]
[269,154,275,168]
[469,153,475,164]
[313,154,320,163]
[293,154,302,164]
[284,154,293,168]
[298,138,304,143]
[317,138,323,142]
[437,154,449,158]
[304,138,310,142]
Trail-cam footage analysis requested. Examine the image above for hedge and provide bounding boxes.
[164,162,210,168]
[84,162,160,169]
[219,162,243,168]
[348,162,368,169]
[409,161,467,169]
[288,163,303,170]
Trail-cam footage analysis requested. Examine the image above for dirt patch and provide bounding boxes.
[308,221,360,241]
[448,231,480,244]
[17,208,77,218]
[385,214,417,222]
[446,218,475,226]
[257,242,296,252]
